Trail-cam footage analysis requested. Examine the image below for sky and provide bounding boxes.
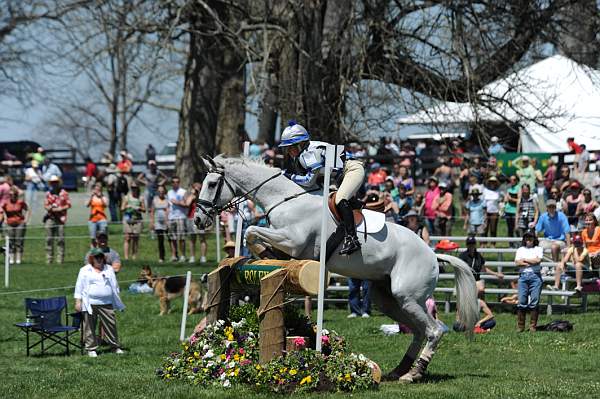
[0,77,264,161]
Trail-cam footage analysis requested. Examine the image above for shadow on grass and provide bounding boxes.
[422,371,490,383]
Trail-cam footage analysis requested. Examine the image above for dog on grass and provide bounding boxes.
[139,266,207,316]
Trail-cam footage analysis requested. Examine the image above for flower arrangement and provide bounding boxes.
[157,305,378,393]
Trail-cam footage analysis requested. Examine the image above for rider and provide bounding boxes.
[278,121,365,255]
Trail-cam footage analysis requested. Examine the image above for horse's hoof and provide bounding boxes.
[398,370,422,383]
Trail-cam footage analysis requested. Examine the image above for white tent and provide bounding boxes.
[397,55,600,152]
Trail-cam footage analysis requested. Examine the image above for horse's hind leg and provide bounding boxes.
[371,282,425,380]
[396,299,446,383]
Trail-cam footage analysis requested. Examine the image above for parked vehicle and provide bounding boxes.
[156,143,176,170]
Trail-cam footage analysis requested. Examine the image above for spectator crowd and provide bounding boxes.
[4,135,600,339]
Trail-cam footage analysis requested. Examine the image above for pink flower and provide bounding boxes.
[321,335,330,345]
[293,337,306,347]
[189,334,198,345]
[238,348,245,355]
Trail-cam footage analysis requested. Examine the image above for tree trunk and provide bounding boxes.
[215,70,245,155]
[276,0,352,144]
[257,73,278,146]
[177,31,218,186]
[176,3,245,186]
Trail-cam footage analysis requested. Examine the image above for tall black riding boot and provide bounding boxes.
[338,199,361,255]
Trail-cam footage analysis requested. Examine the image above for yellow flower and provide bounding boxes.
[234,368,240,376]
[289,369,298,376]
[227,334,234,341]
[220,354,226,361]
[279,367,287,373]
[255,364,262,370]
[194,351,200,358]
[165,374,171,379]
[202,368,209,373]
[233,354,240,361]
[300,375,312,385]
[344,373,352,381]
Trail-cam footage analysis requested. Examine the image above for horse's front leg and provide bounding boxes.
[245,226,302,258]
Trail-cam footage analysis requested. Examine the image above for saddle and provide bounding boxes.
[327,192,364,226]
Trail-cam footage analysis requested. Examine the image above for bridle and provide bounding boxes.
[195,168,283,227]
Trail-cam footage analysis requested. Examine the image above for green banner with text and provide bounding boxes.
[495,152,552,176]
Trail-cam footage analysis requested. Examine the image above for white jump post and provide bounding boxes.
[234,141,251,257]
[316,144,337,352]
[215,215,221,263]
[4,235,9,288]
[179,270,192,341]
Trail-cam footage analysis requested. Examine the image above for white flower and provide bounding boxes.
[232,318,245,328]
[216,320,225,327]
[203,350,214,359]
[207,361,214,367]
[220,373,227,380]
[202,344,209,350]
[228,361,236,369]
[223,379,231,388]
[322,329,329,335]
[358,354,366,362]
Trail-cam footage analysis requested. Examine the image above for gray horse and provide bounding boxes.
[194,155,478,383]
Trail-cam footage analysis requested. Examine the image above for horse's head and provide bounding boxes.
[194,156,236,229]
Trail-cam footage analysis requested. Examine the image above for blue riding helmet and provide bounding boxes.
[279,121,310,147]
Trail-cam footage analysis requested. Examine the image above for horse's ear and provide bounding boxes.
[201,155,216,170]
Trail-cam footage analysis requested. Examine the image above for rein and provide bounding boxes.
[263,188,321,225]
[196,169,283,222]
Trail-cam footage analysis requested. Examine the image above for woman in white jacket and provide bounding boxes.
[74,247,125,357]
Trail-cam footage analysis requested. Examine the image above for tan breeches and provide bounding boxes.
[335,160,365,205]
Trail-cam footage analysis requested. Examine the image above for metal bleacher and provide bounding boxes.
[322,235,599,315]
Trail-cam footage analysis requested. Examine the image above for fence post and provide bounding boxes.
[215,215,221,263]
[316,144,335,352]
[179,271,192,341]
[234,142,250,257]
[4,235,9,288]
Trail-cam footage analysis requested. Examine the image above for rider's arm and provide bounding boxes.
[290,166,321,188]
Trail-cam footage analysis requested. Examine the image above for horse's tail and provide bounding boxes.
[436,254,478,337]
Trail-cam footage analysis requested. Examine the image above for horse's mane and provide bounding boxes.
[213,154,282,174]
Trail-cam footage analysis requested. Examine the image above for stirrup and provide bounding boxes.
[339,236,360,255]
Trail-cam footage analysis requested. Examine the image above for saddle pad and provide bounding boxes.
[357,209,386,234]
[328,206,385,234]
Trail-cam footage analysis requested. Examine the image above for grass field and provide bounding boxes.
[1,225,600,399]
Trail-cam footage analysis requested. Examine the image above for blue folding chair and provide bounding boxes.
[14,297,83,356]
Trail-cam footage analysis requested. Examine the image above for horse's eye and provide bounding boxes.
[208,182,217,188]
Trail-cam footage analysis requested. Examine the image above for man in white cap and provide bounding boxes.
[41,156,62,189]
[44,175,71,264]
[278,121,365,255]
[488,136,505,155]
